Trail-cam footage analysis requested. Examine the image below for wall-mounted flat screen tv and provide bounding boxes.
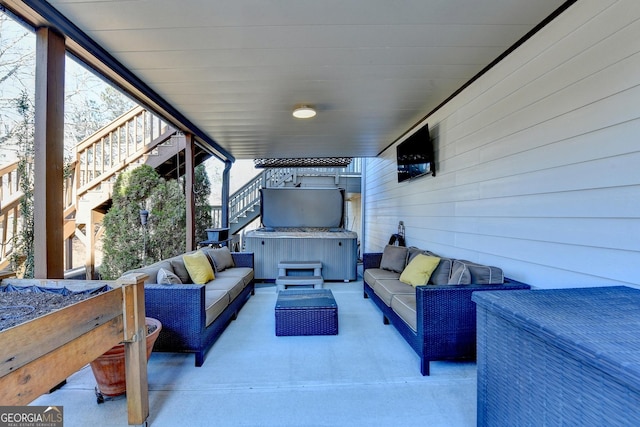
[397,124,435,182]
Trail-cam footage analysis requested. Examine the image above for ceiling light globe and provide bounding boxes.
[292,106,316,119]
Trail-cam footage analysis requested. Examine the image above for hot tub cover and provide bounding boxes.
[260,188,345,229]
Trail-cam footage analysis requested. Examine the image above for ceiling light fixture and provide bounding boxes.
[292,105,316,119]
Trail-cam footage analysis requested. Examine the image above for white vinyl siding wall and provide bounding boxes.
[363,0,640,289]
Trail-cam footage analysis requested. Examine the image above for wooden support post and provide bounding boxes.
[221,160,231,229]
[85,211,96,279]
[117,273,150,425]
[64,237,73,271]
[185,133,196,251]
[34,27,65,279]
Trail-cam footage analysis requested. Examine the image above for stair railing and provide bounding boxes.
[264,168,294,187]
[0,160,21,268]
[75,106,175,197]
[228,171,266,225]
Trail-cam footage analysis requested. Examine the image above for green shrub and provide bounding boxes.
[100,163,213,279]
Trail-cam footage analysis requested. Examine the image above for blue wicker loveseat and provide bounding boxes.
[363,246,529,375]
[122,248,254,366]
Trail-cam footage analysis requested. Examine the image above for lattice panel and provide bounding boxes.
[253,157,352,168]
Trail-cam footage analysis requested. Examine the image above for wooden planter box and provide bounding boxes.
[0,273,150,425]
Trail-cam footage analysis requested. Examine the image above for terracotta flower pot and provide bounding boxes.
[90,317,162,398]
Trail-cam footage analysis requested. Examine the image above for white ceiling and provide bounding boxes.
[19,0,569,160]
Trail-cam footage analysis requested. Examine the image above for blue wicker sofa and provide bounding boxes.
[363,246,530,375]
[122,248,254,366]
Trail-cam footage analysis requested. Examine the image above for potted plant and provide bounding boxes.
[89,317,162,402]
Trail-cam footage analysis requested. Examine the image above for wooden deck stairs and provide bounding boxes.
[0,106,210,272]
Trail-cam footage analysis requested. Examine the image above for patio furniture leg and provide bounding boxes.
[195,351,205,367]
[421,357,430,376]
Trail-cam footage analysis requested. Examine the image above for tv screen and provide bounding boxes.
[397,124,435,182]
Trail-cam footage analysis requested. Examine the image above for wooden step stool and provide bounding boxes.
[276,261,324,291]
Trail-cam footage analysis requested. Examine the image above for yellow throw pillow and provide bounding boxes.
[182,251,215,284]
[399,254,441,287]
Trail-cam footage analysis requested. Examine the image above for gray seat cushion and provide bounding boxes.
[430,258,453,285]
[204,290,230,327]
[423,252,453,285]
[391,294,417,332]
[451,260,504,284]
[380,245,408,273]
[408,248,453,285]
[169,255,192,283]
[449,261,472,285]
[406,246,424,264]
[124,260,173,285]
[202,247,235,272]
[205,276,246,301]
[373,279,415,306]
[364,268,400,285]
[215,267,254,287]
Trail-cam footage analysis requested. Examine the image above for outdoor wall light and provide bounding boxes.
[140,209,149,265]
[139,209,149,226]
[292,105,316,119]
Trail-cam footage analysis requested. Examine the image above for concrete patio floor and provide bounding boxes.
[33,280,477,426]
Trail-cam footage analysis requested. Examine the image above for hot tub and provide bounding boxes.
[243,188,358,281]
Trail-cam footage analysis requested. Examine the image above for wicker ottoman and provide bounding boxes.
[275,289,338,336]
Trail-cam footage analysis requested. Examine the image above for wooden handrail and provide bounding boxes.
[75,127,177,196]
[0,160,20,204]
[75,106,144,152]
[0,160,18,177]
[75,107,175,190]
[0,159,22,267]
